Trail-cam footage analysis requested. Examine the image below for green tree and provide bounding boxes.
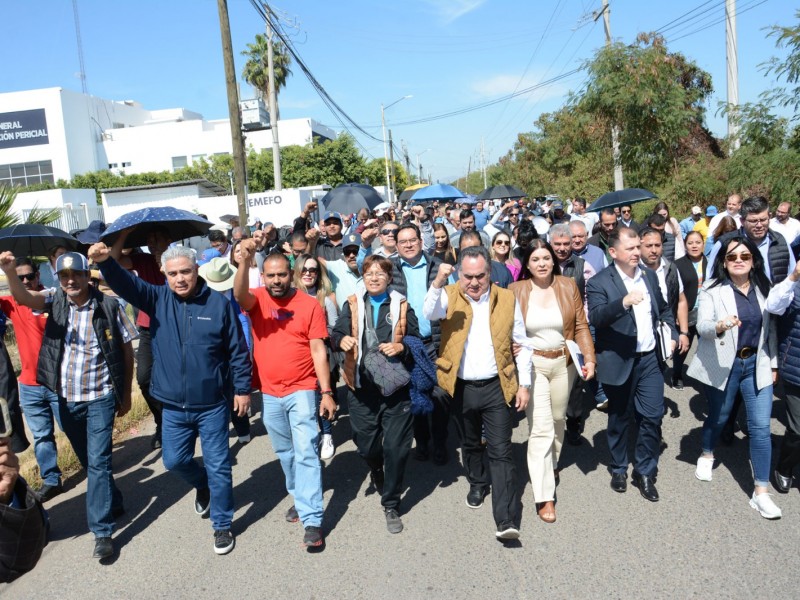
[0,185,61,228]
[241,33,293,118]
[761,9,800,114]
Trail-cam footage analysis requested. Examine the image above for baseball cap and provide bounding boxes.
[198,248,221,266]
[705,206,718,217]
[342,233,362,249]
[552,201,564,210]
[56,252,89,273]
[323,211,343,223]
[691,206,702,215]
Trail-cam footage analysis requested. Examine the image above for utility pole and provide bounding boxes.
[217,0,248,225]
[597,0,624,190]
[388,129,397,204]
[480,138,487,189]
[402,139,411,186]
[465,156,472,193]
[264,2,282,189]
[726,0,740,152]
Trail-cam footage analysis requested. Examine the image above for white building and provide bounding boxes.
[0,87,336,186]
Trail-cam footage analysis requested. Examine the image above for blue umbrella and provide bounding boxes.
[319,183,384,214]
[0,224,79,257]
[409,184,466,202]
[101,207,214,248]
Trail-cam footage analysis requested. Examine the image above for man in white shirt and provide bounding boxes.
[570,197,598,231]
[423,246,532,541]
[707,193,743,236]
[770,201,800,245]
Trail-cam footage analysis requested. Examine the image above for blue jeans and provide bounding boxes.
[315,391,332,435]
[262,390,323,527]
[702,354,773,487]
[19,383,62,486]
[161,402,234,530]
[58,392,123,538]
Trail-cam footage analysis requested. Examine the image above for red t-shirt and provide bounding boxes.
[130,253,166,328]
[0,293,49,386]
[249,288,328,397]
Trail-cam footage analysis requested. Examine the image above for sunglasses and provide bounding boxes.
[380,229,398,236]
[725,252,752,263]
[343,247,360,256]
[494,240,510,246]
[301,267,319,275]
[18,273,37,282]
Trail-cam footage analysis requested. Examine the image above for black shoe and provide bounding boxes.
[466,485,490,509]
[774,469,793,494]
[214,529,235,555]
[495,521,520,541]
[413,445,429,461]
[610,472,627,493]
[285,505,300,523]
[631,472,659,502]
[303,525,324,547]
[432,444,448,465]
[195,487,211,517]
[93,537,113,560]
[566,429,582,446]
[37,482,64,503]
[671,377,684,390]
[151,432,162,450]
[384,508,403,534]
[370,469,385,495]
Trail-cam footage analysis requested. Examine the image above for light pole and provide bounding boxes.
[381,95,412,204]
[416,148,430,183]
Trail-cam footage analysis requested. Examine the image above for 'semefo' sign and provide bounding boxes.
[0,109,49,150]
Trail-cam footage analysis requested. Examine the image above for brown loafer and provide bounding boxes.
[536,501,556,523]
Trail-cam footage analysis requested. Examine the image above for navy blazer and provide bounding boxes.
[586,264,678,386]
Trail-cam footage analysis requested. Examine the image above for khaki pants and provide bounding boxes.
[525,355,576,502]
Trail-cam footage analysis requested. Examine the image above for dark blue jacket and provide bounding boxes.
[777,280,800,387]
[99,257,252,410]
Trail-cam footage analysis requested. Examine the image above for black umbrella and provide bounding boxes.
[0,224,79,257]
[587,188,657,212]
[476,185,527,200]
[101,207,214,248]
[319,183,384,214]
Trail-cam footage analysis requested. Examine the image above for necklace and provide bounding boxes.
[732,280,750,293]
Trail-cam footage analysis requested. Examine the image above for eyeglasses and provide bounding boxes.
[380,229,398,236]
[363,271,388,279]
[343,247,360,257]
[397,238,419,246]
[494,240,510,246]
[621,209,631,214]
[301,267,319,275]
[744,217,769,225]
[725,252,752,263]
[18,273,36,282]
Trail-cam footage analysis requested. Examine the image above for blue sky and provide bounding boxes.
[2,0,796,184]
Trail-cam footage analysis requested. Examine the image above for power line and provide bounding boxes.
[668,0,768,43]
[655,0,721,35]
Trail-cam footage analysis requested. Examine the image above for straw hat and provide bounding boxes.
[198,257,237,291]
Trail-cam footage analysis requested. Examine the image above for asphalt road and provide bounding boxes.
[6,373,800,599]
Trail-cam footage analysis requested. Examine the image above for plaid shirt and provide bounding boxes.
[48,295,137,402]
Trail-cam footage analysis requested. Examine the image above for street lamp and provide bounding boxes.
[381,95,412,204]
[416,148,431,183]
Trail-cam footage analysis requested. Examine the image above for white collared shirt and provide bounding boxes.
[423,285,532,385]
[615,265,656,352]
[643,258,683,305]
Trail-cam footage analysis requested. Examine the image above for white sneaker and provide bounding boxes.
[750,492,782,519]
[695,456,714,481]
[320,434,335,460]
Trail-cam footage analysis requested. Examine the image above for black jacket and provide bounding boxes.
[390,253,442,346]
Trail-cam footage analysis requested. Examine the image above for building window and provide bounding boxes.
[172,156,188,170]
[191,154,206,164]
[108,163,118,169]
[121,161,131,168]
[0,160,54,187]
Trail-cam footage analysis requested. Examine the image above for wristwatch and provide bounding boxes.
[519,384,531,389]
[680,331,689,336]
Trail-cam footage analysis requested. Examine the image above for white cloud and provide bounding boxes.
[423,0,486,23]
[471,71,571,101]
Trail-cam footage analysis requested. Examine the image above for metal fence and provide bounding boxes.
[22,203,105,232]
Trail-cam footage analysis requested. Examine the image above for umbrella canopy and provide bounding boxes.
[0,224,79,257]
[409,184,466,202]
[587,188,657,212]
[319,183,384,214]
[218,214,241,225]
[476,185,526,200]
[398,183,428,202]
[101,207,214,248]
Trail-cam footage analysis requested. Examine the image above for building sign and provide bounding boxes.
[0,109,49,150]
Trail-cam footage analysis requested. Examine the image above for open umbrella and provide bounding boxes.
[218,214,241,225]
[398,183,428,203]
[319,183,384,214]
[0,224,79,257]
[476,185,526,200]
[101,207,214,248]
[409,184,466,203]
[587,188,657,212]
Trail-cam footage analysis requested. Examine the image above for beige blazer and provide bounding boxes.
[687,280,777,391]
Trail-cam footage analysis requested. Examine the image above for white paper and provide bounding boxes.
[658,322,674,360]
[566,340,587,380]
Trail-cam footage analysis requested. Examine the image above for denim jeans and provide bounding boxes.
[262,390,323,527]
[58,392,123,538]
[702,354,774,487]
[161,402,234,531]
[19,383,63,486]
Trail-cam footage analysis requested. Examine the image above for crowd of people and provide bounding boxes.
[3,190,800,579]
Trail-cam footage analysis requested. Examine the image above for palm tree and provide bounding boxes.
[0,185,61,228]
[241,33,292,119]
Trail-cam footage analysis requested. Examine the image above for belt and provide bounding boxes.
[634,350,654,357]
[459,376,499,388]
[533,346,567,359]
[737,346,756,359]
